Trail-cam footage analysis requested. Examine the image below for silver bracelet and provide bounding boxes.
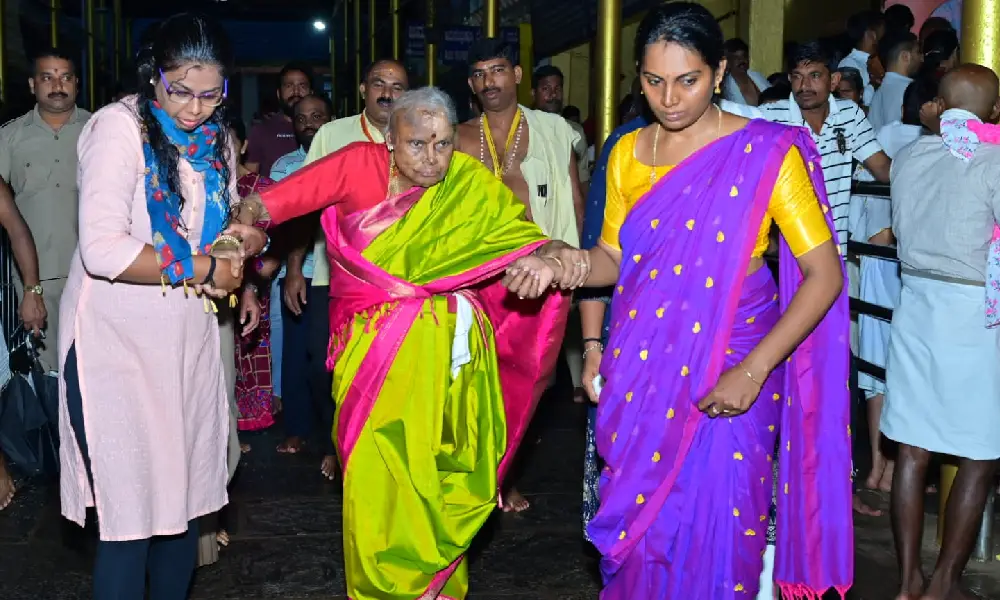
[582,342,604,360]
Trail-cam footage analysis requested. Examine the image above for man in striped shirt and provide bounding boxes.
[756,40,891,527]
[759,40,891,256]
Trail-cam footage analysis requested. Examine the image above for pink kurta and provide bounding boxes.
[57,98,232,541]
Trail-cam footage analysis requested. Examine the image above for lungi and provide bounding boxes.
[858,256,901,398]
[882,272,1000,460]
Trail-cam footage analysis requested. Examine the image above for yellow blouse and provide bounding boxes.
[599,129,832,257]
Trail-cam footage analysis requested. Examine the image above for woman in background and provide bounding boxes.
[919,28,959,83]
[837,66,867,110]
[229,118,280,436]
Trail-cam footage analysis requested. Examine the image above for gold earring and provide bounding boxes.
[715,84,721,95]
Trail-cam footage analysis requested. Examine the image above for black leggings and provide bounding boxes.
[64,343,199,600]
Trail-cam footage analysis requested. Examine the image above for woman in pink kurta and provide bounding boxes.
[57,14,247,598]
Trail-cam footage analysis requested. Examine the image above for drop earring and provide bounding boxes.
[714,83,721,95]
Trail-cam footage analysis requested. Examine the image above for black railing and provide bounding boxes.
[848,180,896,383]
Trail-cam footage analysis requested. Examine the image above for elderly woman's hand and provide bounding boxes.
[221,224,269,258]
[552,248,591,289]
[502,255,559,299]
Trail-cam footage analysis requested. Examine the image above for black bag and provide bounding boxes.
[0,329,60,479]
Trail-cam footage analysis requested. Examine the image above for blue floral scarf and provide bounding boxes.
[144,100,228,285]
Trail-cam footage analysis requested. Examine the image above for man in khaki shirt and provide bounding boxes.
[0,49,91,370]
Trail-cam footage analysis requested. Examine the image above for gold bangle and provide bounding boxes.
[739,362,763,387]
[546,256,564,272]
[211,234,241,252]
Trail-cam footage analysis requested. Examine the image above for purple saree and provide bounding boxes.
[586,119,852,599]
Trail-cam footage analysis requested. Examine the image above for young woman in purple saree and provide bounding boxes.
[565,4,853,598]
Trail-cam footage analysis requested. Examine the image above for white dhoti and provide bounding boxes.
[847,258,860,355]
[858,256,900,397]
[882,273,1000,460]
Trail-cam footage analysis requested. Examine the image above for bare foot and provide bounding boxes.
[216,529,230,547]
[240,443,251,454]
[502,487,531,512]
[853,493,882,516]
[879,461,895,493]
[866,456,886,489]
[894,569,924,600]
[277,436,305,454]
[918,581,979,600]
[320,455,338,481]
[0,457,14,511]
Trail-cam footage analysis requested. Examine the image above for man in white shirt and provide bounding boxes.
[270,94,334,477]
[884,64,1000,600]
[283,59,409,480]
[838,10,886,107]
[721,38,771,106]
[760,41,891,252]
[755,40,892,600]
[869,30,922,132]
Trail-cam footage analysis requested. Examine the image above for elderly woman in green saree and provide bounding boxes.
[226,87,588,599]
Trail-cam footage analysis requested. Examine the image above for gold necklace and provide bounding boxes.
[649,124,661,184]
[481,108,523,178]
[649,106,723,185]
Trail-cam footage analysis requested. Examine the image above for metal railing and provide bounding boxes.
[849,180,994,562]
[0,229,17,344]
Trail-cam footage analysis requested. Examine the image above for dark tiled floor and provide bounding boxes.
[2,399,1000,599]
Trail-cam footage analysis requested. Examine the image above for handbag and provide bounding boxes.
[0,328,59,479]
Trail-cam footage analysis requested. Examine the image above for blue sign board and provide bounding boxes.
[406,25,520,66]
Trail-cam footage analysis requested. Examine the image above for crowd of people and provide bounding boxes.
[0,1,996,599]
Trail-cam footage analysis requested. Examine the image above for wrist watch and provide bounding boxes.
[25,284,43,297]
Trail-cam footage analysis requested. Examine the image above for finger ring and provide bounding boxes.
[711,406,720,415]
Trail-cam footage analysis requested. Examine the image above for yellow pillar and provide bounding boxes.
[426,0,436,86]
[0,0,6,104]
[369,0,376,62]
[329,3,336,101]
[113,0,120,81]
[594,0,620,157]
[50,0,59,47]
[740,0,783,78]
[97,0,105,85]
[391,0,400,60]
[343,0,349,116]
[516,23,533,106]
[125,18,131,62]
[86,0,95,109]
[354,0,361,112]
[484,0,498,39]
[961,0,1000,74]
[937,464,958,545]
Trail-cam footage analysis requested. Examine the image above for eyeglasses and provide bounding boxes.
[159,70,228,107]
